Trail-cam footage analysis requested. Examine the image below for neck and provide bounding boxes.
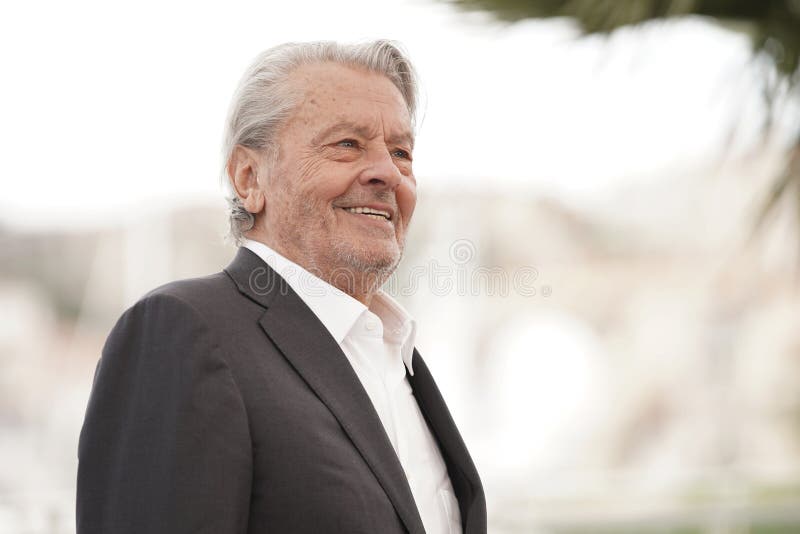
[324,270,386,306]
[246,233,390,306]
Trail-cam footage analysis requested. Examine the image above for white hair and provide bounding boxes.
[222,40,420,245]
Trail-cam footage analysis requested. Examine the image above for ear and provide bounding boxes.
[227,145,266,215]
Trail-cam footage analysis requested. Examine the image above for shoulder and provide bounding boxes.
[103,272,234,343]
[109,267,263,347]
[100,271,252,378]
[123,269,252,323]
[144,271,234,307]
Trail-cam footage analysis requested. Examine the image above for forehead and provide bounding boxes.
[284,62,412,138]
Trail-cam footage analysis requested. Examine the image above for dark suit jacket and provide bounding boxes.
[77,247,486,533]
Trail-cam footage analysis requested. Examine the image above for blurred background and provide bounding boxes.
[2,0,800,532]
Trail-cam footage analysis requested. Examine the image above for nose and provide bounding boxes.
[358,146,404,190]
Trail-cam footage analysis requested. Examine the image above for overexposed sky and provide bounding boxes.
[0,0,777,230]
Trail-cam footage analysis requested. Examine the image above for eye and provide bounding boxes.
[392,148,411,160]
[336,139,358,148]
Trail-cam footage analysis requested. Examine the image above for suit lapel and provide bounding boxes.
[408,351,487,534]
[224,248,425,534]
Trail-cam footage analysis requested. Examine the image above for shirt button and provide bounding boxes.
[365,321,377,331]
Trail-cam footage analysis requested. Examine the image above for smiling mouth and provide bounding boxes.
[339,206,392,222]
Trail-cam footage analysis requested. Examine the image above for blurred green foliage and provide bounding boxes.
[448,0,800,243]
[450,0,800,76]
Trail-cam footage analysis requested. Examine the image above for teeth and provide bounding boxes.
[344,207,390,220]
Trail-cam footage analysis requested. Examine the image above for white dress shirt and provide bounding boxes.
[243,239,462,534]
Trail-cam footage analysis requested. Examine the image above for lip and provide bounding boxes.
[335,202,396,222]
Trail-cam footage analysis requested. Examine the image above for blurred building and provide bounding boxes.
[1,158,799,533]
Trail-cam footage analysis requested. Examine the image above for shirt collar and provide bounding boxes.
[242,239,416,375]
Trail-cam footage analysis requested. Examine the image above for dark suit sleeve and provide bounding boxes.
[77,292,252,534]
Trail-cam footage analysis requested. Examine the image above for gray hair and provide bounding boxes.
[222,40,420,245]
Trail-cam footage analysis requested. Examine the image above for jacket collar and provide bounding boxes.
[224,247,427,534]
[408,351,487,534]
[240,239,417,374]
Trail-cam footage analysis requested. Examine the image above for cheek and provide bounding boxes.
[397,181,417,225]
[296,159,351,201]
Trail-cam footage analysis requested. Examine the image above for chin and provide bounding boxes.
[332,240,402,276]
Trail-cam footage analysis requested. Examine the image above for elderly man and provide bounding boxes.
[77,40,486,534]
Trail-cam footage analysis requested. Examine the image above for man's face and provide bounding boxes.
[254,62,416,288]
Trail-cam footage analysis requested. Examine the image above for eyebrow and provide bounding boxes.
[311,121,415,149]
